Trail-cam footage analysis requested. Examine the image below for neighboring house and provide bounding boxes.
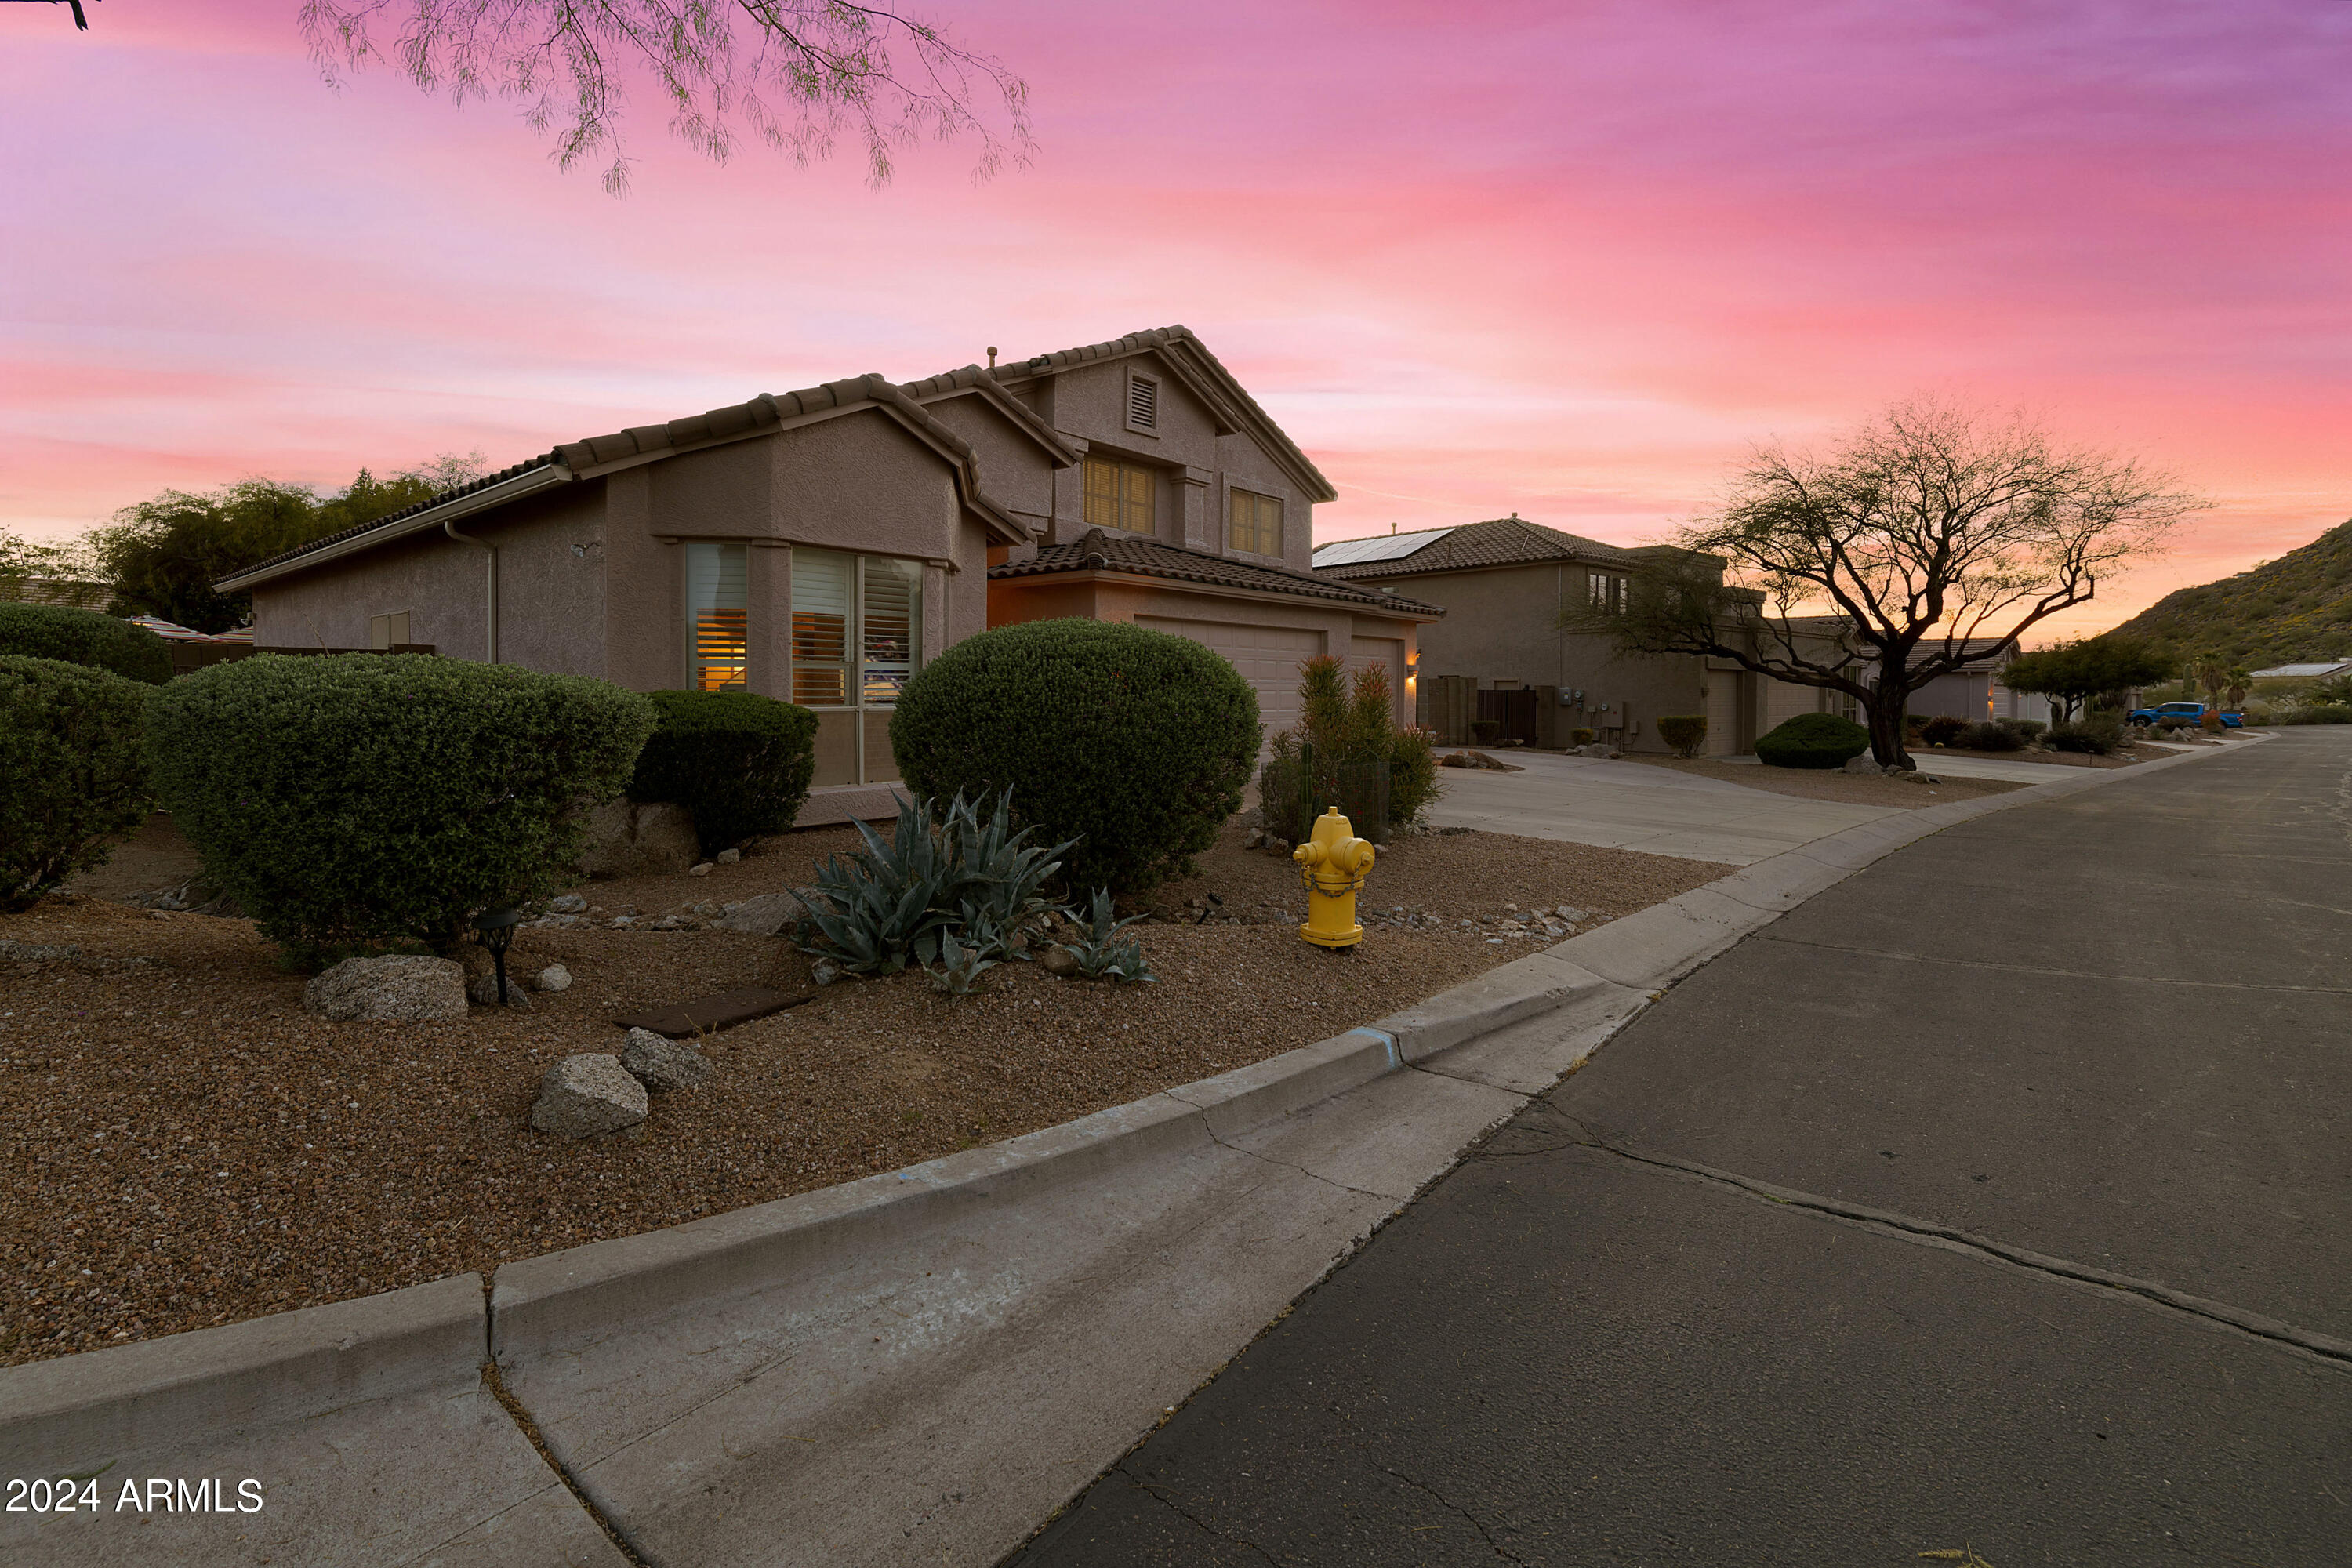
[2250,659,2352,682]
[1315,516,1714,752]
[0,575,111,609]
[216,326,1436,825]
[1901,637,2049,725]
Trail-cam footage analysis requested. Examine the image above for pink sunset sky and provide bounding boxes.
[5,0,2348,639]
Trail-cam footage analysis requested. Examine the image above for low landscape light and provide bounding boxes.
[472,908,524,1004]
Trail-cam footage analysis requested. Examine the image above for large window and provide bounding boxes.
[1228,488,1283,556]
[1587,571,1629,615]
[1083,456,1156,534]
[791,548,922,788]
[688,541,749,689]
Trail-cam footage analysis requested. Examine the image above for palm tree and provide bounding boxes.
[2194,655,2230,706]
[2225,667,2252,712]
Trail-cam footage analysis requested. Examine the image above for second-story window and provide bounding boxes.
[1083,456,1156,534]
[1229,488,1283,556]
[1587,571,1629,614]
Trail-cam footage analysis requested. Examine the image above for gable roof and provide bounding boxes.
[1313,517,1641,579]
[897,363,1080,466]
[985,326,1340,504]
[990,527,1441,618]
[218,374,1032,591]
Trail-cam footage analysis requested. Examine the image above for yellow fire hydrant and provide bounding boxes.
[1293,807,1377,952]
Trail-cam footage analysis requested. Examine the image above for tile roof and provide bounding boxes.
[1313,517,1641,579]
[990,528,1442,616]
[987,326,1340,503]
[225,452,561,582]
[222,374,1028,585]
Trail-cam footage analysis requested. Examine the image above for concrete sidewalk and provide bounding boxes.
[1425,747,1900,863]
[1009,728,2351,1566]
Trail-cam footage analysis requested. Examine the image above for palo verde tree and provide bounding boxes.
[300,1,1032,195]
[1997,633,2175,721]
[1569,400,2201,768]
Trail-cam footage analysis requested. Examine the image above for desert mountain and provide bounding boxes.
[2107,517,2352,667]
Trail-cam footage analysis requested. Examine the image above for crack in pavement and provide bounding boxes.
[1375,1461,1531,1563]
[1757,935,2352,996]
[1120,1468,1283,1566]
[1197,1118,1407,1207]
[1498,1122,2352,1370]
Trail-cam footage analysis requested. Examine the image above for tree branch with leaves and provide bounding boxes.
[301,0,1032,194]
[1566,399,2201,767]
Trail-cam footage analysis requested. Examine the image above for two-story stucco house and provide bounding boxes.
[217,326,1438,825]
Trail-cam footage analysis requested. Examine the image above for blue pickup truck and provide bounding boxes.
[2126,701,2244,728]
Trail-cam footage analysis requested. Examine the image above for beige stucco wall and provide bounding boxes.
[989,574,1421,736]
[1376,563,1703,751]
[909,392,1058,536]
[250,485,608,670]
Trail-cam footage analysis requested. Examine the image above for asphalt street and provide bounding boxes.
[1005,731,2352,1566]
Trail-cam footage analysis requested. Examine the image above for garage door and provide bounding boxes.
[1135,616,1322,748]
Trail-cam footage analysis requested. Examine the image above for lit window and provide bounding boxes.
[789,548,924,787]
[687,542,748,690]
[1083,456,1156,534]
[1229,489,1283,556]
[791,549,852,706]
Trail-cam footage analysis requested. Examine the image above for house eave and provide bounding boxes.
[216,463,576,592]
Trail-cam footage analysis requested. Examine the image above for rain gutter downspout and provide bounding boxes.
[444,519,499,663]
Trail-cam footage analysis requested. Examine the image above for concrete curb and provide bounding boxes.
[1,735,2255,1565]
[0,1272,486,1472]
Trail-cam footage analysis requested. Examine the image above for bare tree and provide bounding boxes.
[301,1,1032,194]
[1568,399,2201,768]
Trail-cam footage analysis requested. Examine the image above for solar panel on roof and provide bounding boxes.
[1312,528,1454,567]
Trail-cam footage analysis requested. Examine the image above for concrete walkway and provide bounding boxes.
[1425,748,1900,863]
[1011,728,2352,1565]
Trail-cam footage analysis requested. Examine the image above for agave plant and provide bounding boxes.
[793,788,1078,987]
[1057,887,1156,983]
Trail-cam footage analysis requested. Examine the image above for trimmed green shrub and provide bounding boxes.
[0,655,151,910]
[2002,718,2047,739]
[2048,719,2122,753]
[1471,718,1504,745]
[891,619,1260,891]
[626,689,818,853]
[1919,715,1969,746]
[1755,711,1871,769]
[1962,720,2026,752]
[1391,725,1441,825]
[147,654,655,960]
[1567,726,1596,746]
[0,602,169,685]
[1656,714,1707,757]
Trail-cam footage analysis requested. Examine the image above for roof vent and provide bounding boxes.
[1127,376,1159,430]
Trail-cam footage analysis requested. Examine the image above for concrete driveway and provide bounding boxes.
[1425,749,1900,864]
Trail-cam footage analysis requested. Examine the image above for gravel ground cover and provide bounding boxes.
[2,818,1732,1367]
[1620,756,2031,807]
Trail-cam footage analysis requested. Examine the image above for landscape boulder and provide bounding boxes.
[531,1054,648,1137]
[1842,755,1881,775]
[535,964,572,993]
[1040,947,1080,978]
[575,797,700,880]
[303,955,467,1022]
[620,1027,714,1090]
